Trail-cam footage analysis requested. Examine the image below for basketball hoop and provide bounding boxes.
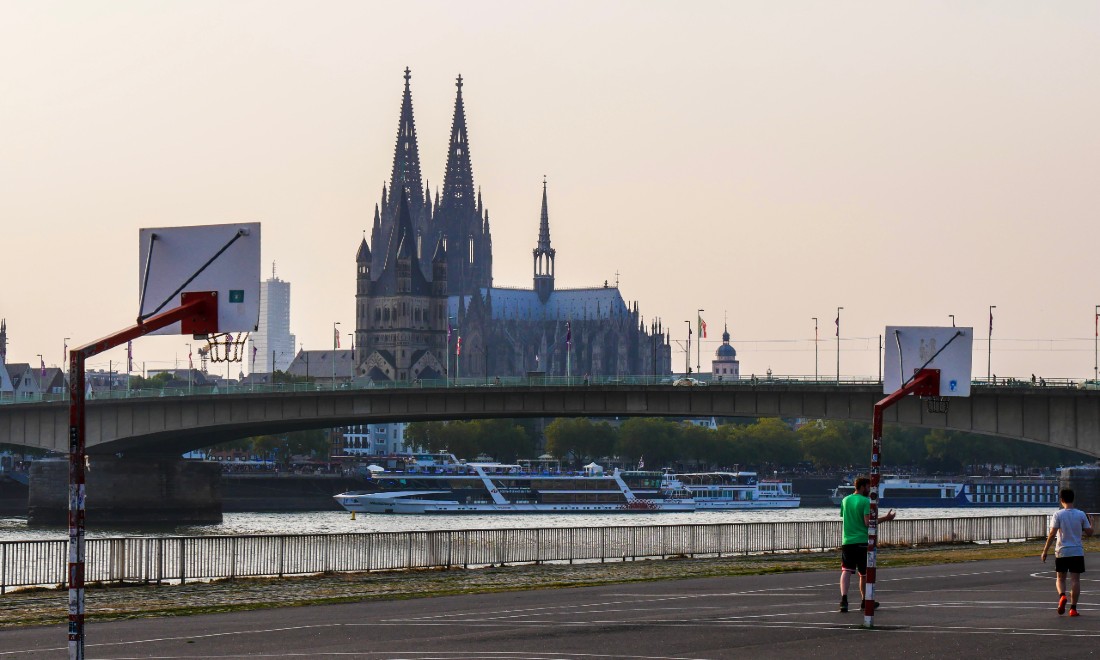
[925,396,950,414]
[202,332,249,363]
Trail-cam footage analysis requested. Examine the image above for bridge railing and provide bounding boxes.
[0,515,1047,592]
[4,374,1097,406]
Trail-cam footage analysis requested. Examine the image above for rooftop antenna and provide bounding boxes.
[615,270,620,288]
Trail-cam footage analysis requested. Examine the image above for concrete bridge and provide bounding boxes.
[3,381,1100,458]
[5,380,1098,524]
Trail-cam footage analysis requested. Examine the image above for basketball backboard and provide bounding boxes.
[883,326,973,397]
[138,222,261,335]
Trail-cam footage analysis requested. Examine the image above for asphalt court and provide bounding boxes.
[2,556,1098,658]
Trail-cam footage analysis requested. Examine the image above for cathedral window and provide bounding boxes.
[468,237,474,264]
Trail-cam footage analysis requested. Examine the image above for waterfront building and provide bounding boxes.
[285,349,355,385]
[252,267,296,373]
[353,70,672,381]
[711,325,740,381]
[340,422,411,456]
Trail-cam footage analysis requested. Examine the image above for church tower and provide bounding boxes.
[532,178,556,303]
[435,75,493,295]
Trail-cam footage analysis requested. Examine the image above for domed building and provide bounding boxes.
[711,325,740,381]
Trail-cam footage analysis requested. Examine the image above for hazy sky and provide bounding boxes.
[2,1,1098,380]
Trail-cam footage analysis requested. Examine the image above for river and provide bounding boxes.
[0,506,1049,542]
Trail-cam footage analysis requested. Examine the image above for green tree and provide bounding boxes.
[616,418,681,468]
[544,418,617,464]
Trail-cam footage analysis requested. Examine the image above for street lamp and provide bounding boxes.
[1095,305,1098,382]
[348,333,354,381]
[35,354,43,394]
[949,314,955,328]
[812,318,818,381]
[987,305,996,382]
[332,321,340,389]
[836,307,843,384]
[684,320,691,375]
[186,343,192,394]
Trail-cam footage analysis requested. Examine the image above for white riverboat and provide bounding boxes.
[828,475,1059,508]
[670,472,800,509]
[334,458,696,514]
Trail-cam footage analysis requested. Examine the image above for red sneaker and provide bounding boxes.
[1058,595,1067,615]
[1069,608,1080,617]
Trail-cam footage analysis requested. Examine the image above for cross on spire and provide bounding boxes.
[456,73,463,92]
[403,67,411,86]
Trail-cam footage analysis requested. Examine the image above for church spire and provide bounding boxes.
[389,67,424,213]
[532,177,556,303]
[439,74,476,219]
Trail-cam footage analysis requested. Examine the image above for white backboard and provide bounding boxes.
[138,223,261,335]
[883,326,973,397]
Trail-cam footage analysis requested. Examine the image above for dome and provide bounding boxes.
[716,343,736,359]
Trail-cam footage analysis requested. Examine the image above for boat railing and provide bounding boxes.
[0,514,1050,592]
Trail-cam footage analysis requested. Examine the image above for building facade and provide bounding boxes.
[253,268,296,373]
[711,325,740,381]
[353,70,671,381]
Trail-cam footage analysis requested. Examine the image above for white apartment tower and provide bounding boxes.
[253,266,296,373]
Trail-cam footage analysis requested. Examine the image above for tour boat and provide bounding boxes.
[828,475,1059,507]
[670,472,800,509]
[334,458,695,514]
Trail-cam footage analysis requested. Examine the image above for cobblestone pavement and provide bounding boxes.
[0,541,1044,629]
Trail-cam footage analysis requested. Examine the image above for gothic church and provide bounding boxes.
[354,70,672,381]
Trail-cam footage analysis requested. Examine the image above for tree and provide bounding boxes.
[617,418,680,468]
[544,418,617,464]
[798,422,851,469]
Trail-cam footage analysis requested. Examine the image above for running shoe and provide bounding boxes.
[1069,608,1080,617]
[839,596,848,613]
[1058,594,1067,615]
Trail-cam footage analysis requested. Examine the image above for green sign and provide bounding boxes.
[229,290,245,303]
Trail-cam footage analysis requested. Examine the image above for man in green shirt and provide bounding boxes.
[839,476,895,612]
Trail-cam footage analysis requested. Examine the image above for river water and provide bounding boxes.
[0,506,1049,542]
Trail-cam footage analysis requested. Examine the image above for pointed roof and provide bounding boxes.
[432,234,447,262]
[439,74,476,219]
[536,176,553,254]
[389,67,425,212]
[375,190,432,296]
[356,232,371,263]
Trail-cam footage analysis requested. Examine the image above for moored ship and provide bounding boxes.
[828,475,1059,507]
[334,457,695,514]
[672,472,800,509]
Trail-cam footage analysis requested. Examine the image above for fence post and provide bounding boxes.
[278,536,285,578]
[179,538,186,585]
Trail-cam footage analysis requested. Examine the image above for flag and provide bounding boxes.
[126,341,133,373]
[637,455,645,469]
[334,327,341,349]
[40,356,46,380]
[565,321,572,347]
[989,308,994,335]
[188,346,194,370]
[456,335,462,356]
[835,314,840,337]
[698,315,707,339]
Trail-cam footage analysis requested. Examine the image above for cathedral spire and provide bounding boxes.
[532,177,556,303]
[389,67,424,213]
[439,74,476,218]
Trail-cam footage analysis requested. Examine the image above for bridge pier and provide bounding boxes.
[28,456,222,526]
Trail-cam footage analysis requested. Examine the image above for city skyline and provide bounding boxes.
[1,2,1098,379]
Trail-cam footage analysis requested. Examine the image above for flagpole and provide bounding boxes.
[1095,305,1098,382]
[684,321,691,375]
[697,309,704,377]
[812,318,818,381]
[332,321,340,389]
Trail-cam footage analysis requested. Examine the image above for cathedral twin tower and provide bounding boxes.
[354,70,671,382]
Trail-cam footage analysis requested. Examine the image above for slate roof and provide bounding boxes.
[450,286,630,322]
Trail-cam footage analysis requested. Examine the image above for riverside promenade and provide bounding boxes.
[1,543,1097,658]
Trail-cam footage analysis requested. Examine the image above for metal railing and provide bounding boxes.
[4,374,1096,406]
[0,515,1047,592]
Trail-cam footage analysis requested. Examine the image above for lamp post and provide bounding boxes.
[836,307,843,384]
[697,309,705,377]
[348,333,354,381]
[684,320,691,375]
[812,318,818,381]
[987,305,996,382]
[949,314,955,328]
[62,338,70,374]
[1094,305,1099,382]
[35,354,43,395]
[332,321,340,389]
[186,343,192,394]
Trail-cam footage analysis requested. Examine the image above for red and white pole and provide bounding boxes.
[67,350,86,659]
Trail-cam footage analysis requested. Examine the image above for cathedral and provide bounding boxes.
[353,69,672,381]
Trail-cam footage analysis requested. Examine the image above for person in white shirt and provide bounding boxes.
[1041,488,1094,617]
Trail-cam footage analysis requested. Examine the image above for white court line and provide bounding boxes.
[54,653,718,660]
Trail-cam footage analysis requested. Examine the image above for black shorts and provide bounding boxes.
[841,544,867,574]
[1055,556,1086,574]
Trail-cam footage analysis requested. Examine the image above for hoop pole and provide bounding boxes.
[67,294,216,659]
[865,368,939,629]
